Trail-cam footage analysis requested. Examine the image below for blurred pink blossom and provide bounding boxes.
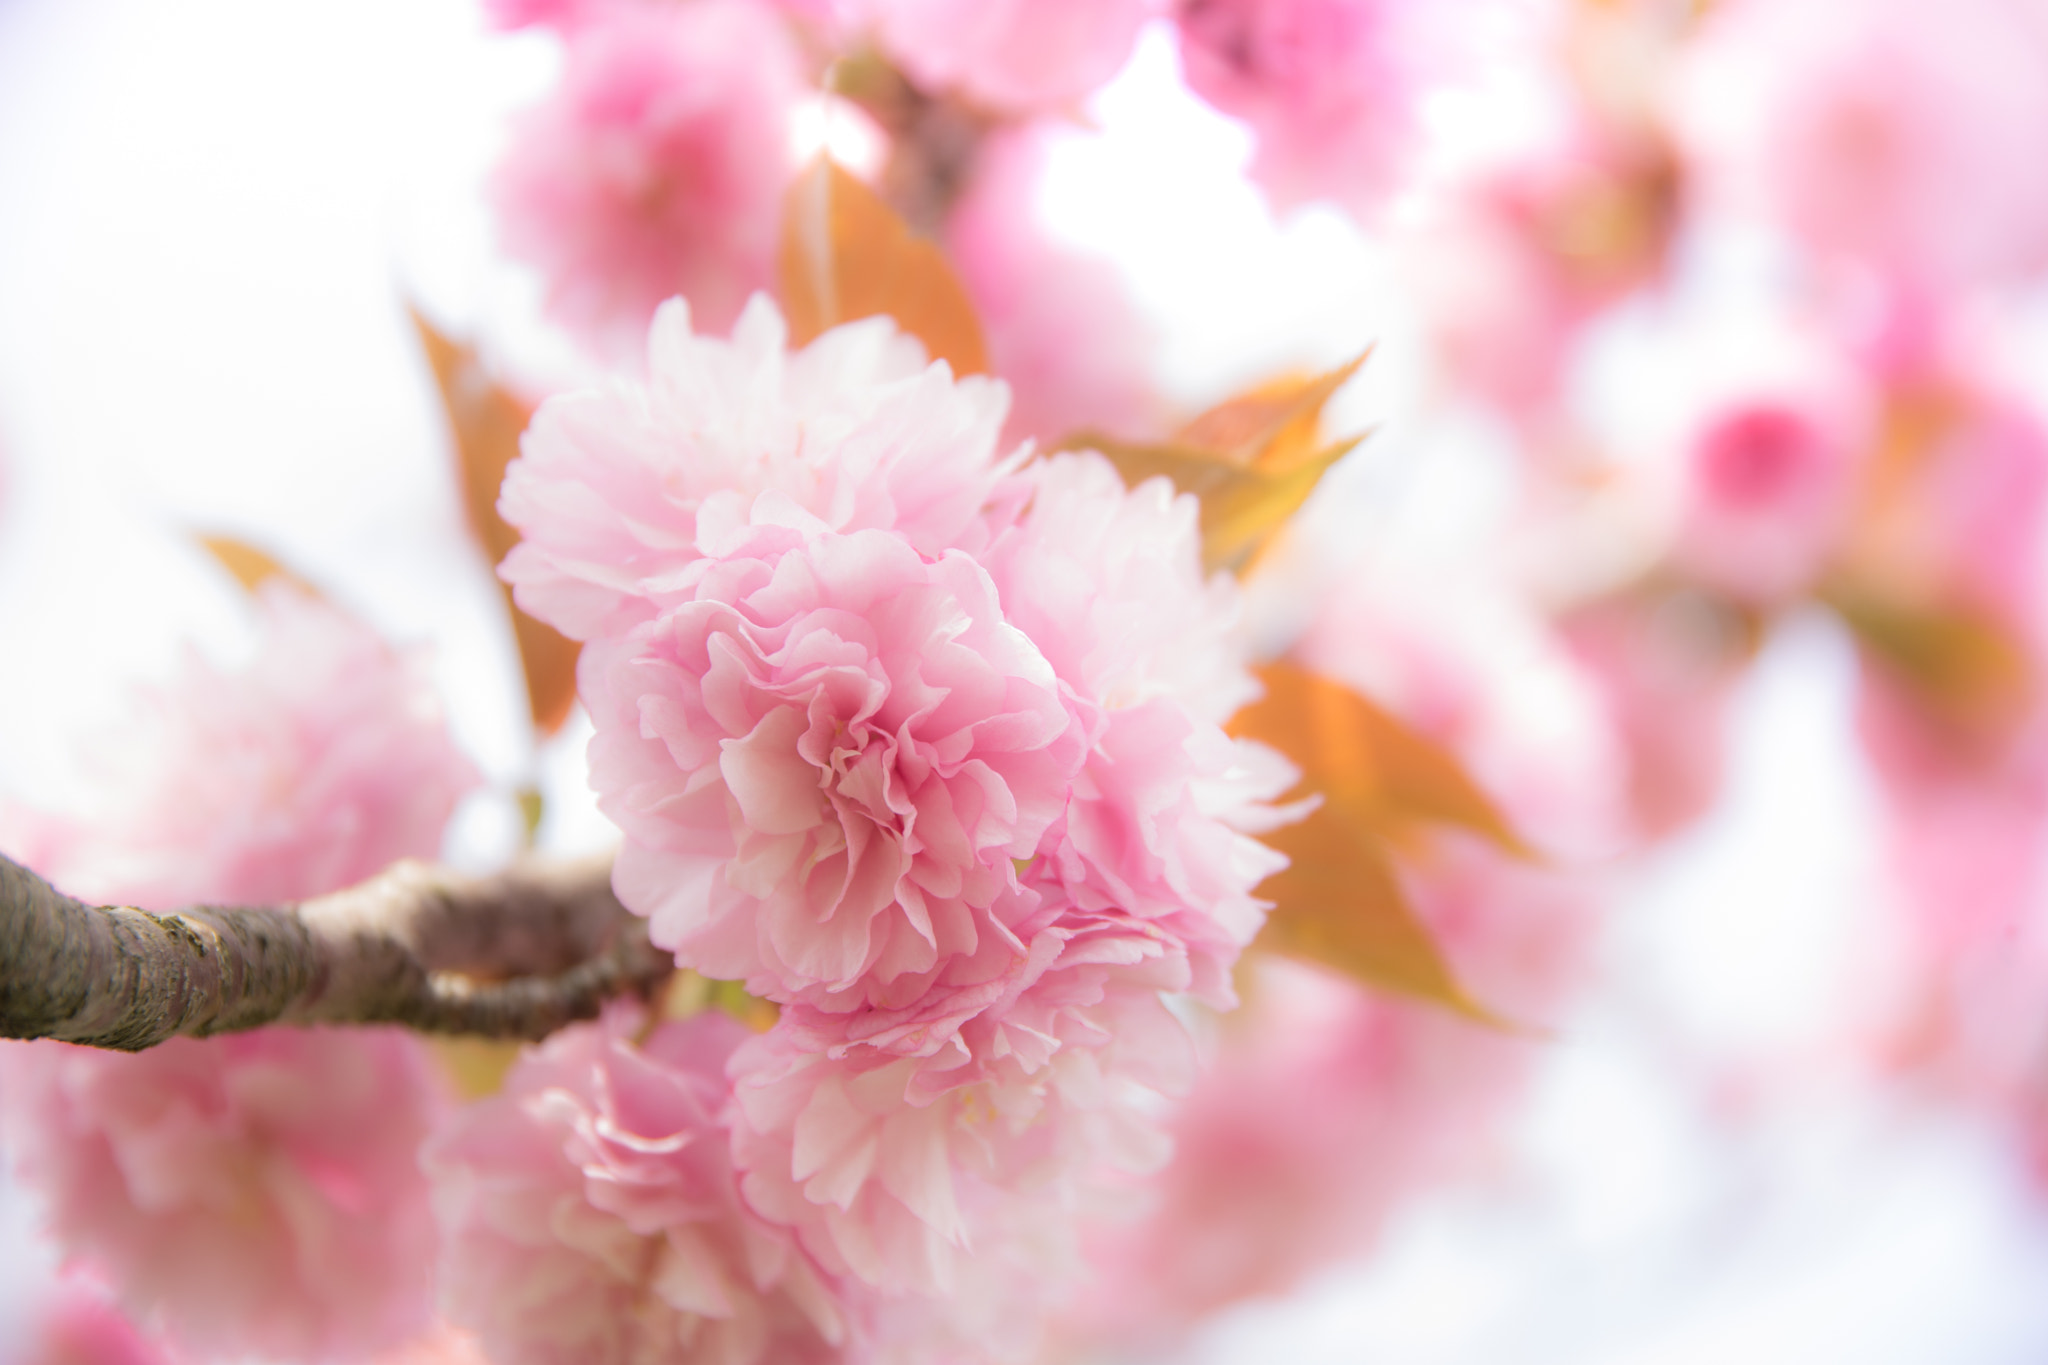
[494,0,803,354]
[24,584,477,909]
[3,1029,448,1363]
[868,0,1160,115]
[1412,114,1674,421]
[0,587,473,1361]
[1560,588,1752,841]
[10,1273,170,1365]
[1069,573,1604,1342]
[1676,400,1861,605]
[945,128,1162,446]
[1680,0,2048,298]
[1176,0,1474,220]
[423,1007,850,1365]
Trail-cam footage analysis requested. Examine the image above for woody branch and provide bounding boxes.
[0,852,669,1051]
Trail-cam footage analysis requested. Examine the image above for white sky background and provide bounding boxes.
[4,1,2048,1361]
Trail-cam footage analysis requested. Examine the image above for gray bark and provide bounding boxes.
[0,852,670,1050]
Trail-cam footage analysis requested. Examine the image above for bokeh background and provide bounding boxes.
[6,1,2048,1361]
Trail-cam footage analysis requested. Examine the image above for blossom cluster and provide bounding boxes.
[476,294,1294,1354]
[19,0,2048,1358]
[2,586,475,1361]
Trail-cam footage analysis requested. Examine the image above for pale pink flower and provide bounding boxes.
[944,128,1162,446]
[494,1,803,354]
[584,513,1085,1005]
[27,583,478,909]
[3,1030,447,1364]
[422,1007,851,1365]
[867,0,1160,116]
[1560,589,1751,841]
[716,455,1293,1297]
[499,296,1015,644]
[724,905,1201,1297]
[1067,580,1605,1343]
[981,454,1297,999]
[0,586,473,1362]
[1889,382,2048,624]
[1177,0,1478,220]
[1679,0,2048,297]
[1675,397,1863,606]
[1411,113,1674,421]
[1070,927,1580,1342]
[483,0,614,31]
[11,1273,171,1365]
[369,1325,496,1365]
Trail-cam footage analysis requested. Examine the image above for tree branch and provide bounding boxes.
[0,852,672,1051]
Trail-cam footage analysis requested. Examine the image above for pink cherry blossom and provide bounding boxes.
[1560,589,1752,841]
[1679,0,2048,298]
[499,296,1015,644]
[1176,0,1477,220]
[585,513,1086,1004]
[1675,395,1864,606]
[505,299,1297,1314]
[422,1006,851,1365]
[3,1029,448,1363]
[493,1,804,354]
[482,0,613,31]
[867,0,1161,116]
[23,583,478,909]
[944,127,1162,446]
[1066,577,1606,1344]
[714,455,1293,1297]
[724,897,1202,1297]
[1410,111,1674,422]
[0,586,473,1362]
[12,1273,171,1365]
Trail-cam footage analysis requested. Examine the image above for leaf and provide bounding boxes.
[410,308,582,735]
[1247,812,1491,1015]
[1062,353,1368,573]
[1823,581,2033,740]
[778,157,987,376]
[659,970,780,1033]
[1075,434,1359,575]
[197,534,320,597]
[1172,351,1370,470]
[1229,662,1531,1021]
[430,1037,522,1101]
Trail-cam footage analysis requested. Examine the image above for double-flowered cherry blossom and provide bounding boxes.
[0,586,476,1362]
[424,1006,852,1365]
[1679,0,2048,299]
[866,0,1162,116]
[1177,0,1484,221]
[499,296,1296,1307]
[1067,573,1617,1346]
[493,0,805,354]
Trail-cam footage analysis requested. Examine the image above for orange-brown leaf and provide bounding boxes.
[410,307,582,734]
[1228,662,1531,1019]
[197,534,320,597]
[1236,662,1533,858]
[1173,351,1369,470]
[1250,808,1498,1021]
[1823,582,2033,742]
[429,1037,522,1101]
[1067,353,1367,573]
[1080,434,1358,574]
[778,158,987,376]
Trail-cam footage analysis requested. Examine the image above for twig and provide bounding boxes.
[0,853,670,1051]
